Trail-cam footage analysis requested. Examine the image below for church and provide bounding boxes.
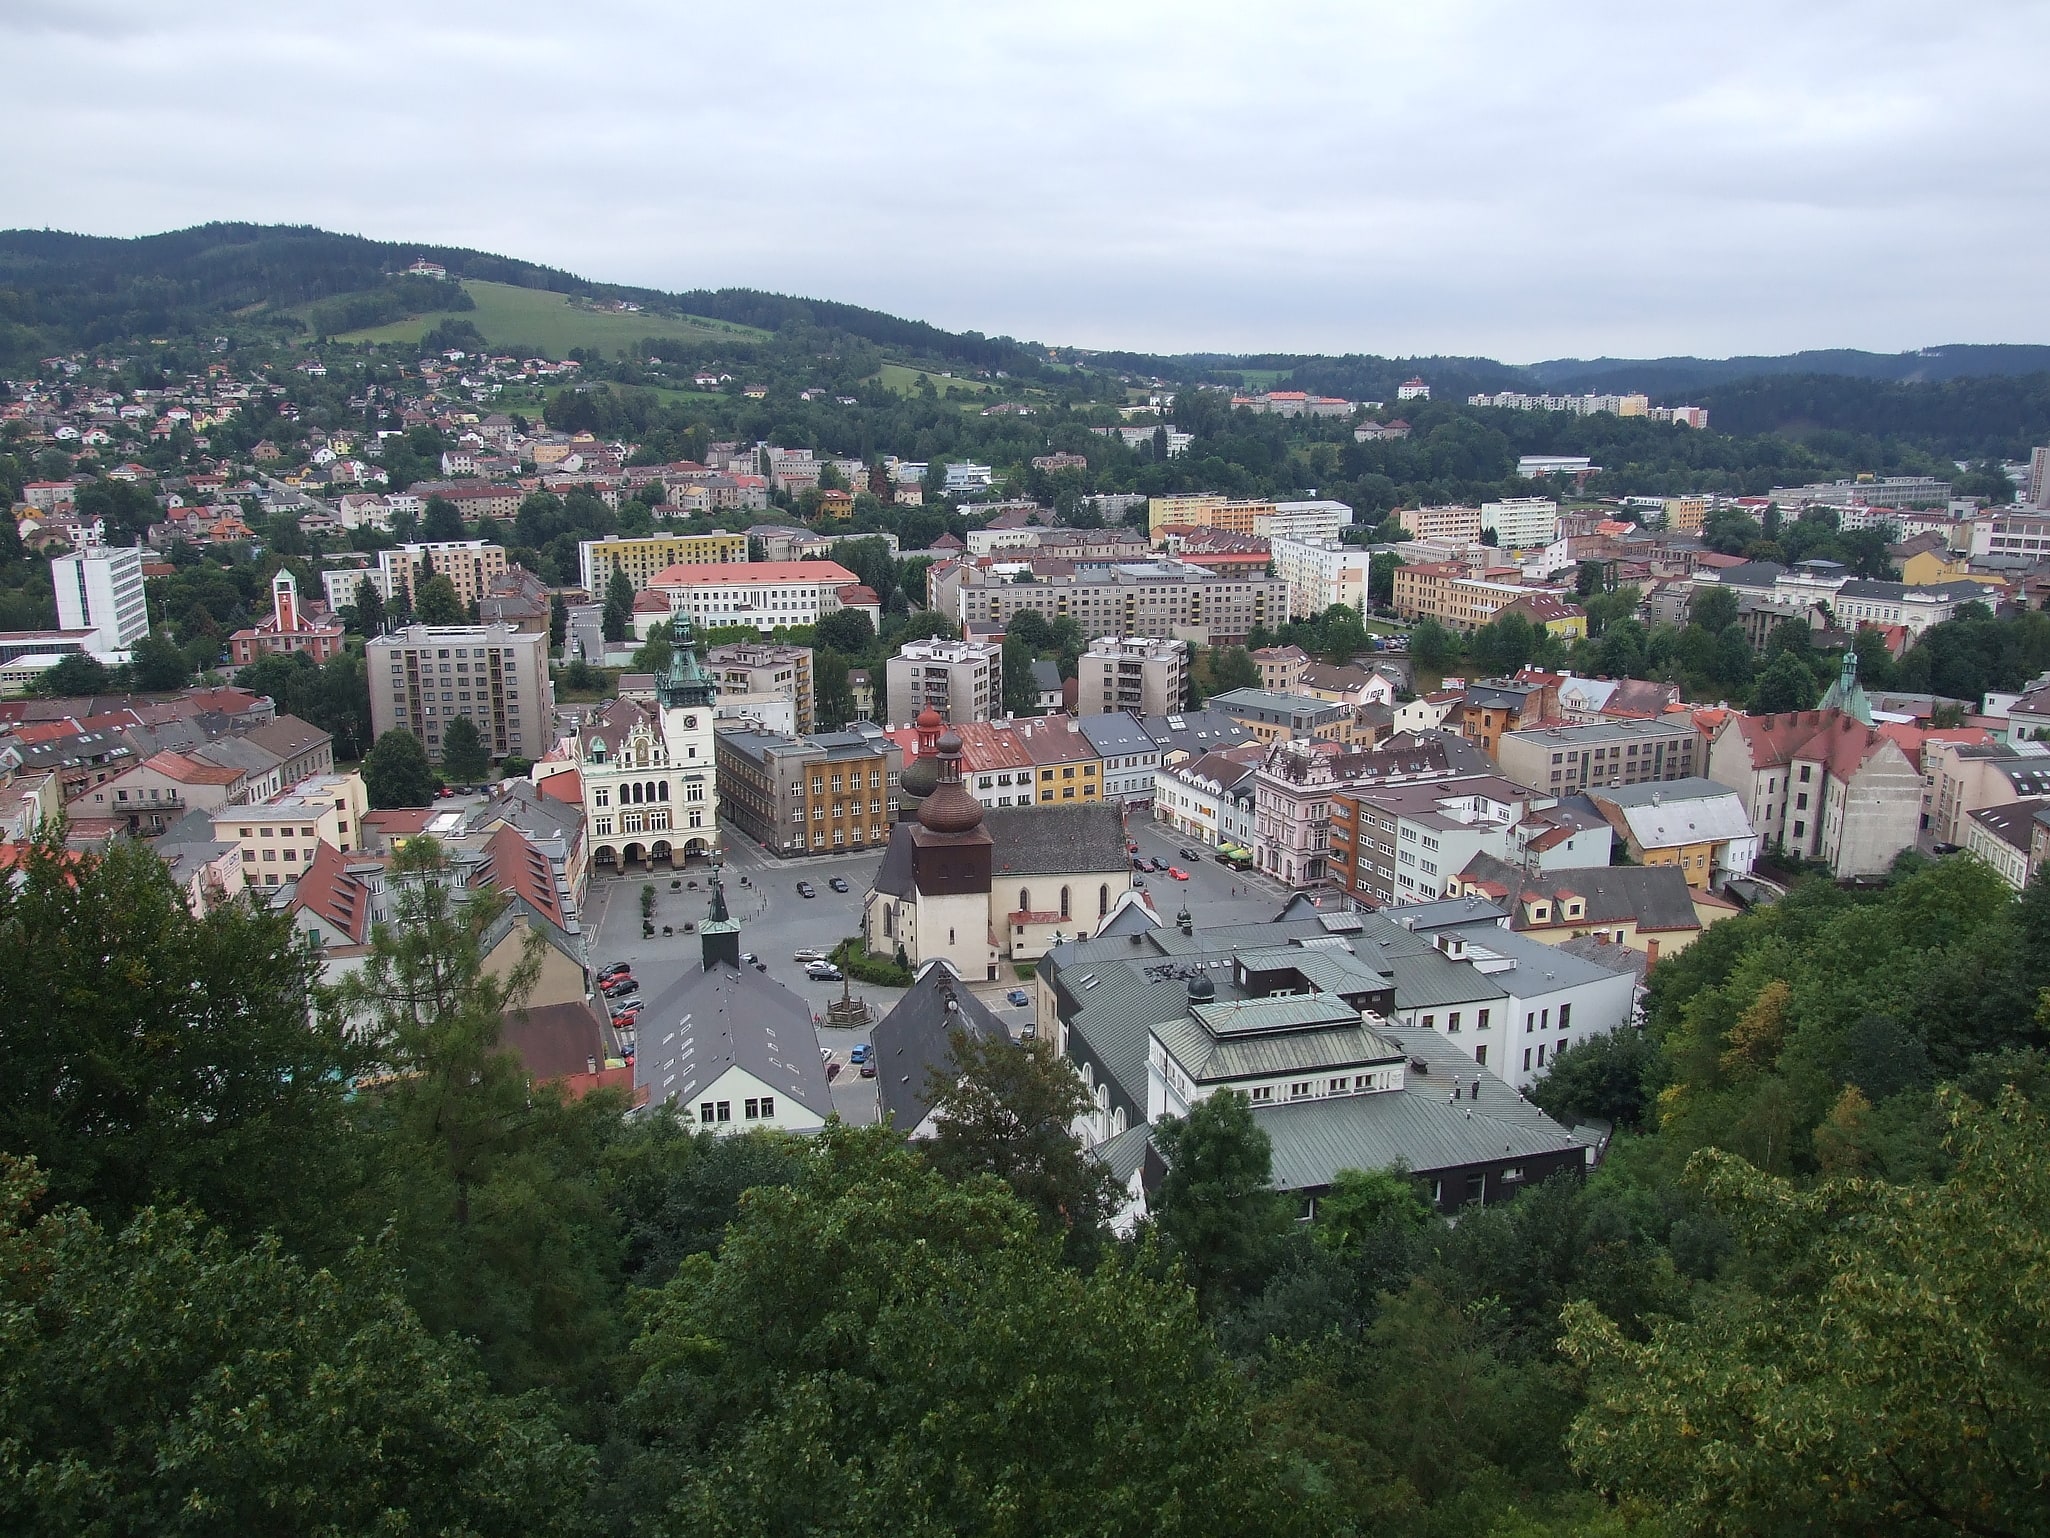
[864,709,1132,979]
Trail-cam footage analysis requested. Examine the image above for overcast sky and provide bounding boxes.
[8,1,2047,360]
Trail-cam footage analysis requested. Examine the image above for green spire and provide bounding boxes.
[657,611,717,710]
[1819,647,1874,726]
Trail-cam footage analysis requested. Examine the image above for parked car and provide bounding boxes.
[850,1043,870,1065]
[1147,857,1166,872]
[1178,847,1204,862]
[741,951,768,972]
[1126,841,1140,854]
[1006,988,1031,1007]
[601,976,638,997]
[805,962,844,982]
[793,948,829,963]
[796,881,817,898]
[1168,866,1190,881]
[597,962,632,982]
[859,1061,877,1078]
[1131,857,1147,871]
[828,875,850,893]
[1133,876,1145,888]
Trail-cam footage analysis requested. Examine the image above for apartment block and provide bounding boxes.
[52,546,148,651]
[714,727,901,858]
[934,559,1283,647]
[1207,687,1356,745]
[211,772,370,892]
[648,560,858,633]
[1270,535,1374,618]
[1078,636,1187,718]
[1397,505,1481,542]
[381,541,509,610]
[1392,562,1558,632]
[577,532,749,596]
[1480,498,1560,549]
[367,623,555,763]
[705,642,814,732]
[1494,718,1699,793]
[885,638,1003,725]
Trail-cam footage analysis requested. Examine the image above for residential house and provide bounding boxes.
[1707,709,1929,876]
[1588,778,1759,888]
[1447,853,1735,958]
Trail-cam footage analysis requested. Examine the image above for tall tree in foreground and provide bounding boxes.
[0,834,356,1252]
[440,714,490,783]
[323,838,624,1401]
[0,1157,592,1538]
[614,1124,1301,1538]
[1563,1089,2050,1538]
[921,1027,1120,1255]
[1151,1089,1292,1316]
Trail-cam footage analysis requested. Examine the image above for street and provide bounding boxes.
[1124,812,1305,927]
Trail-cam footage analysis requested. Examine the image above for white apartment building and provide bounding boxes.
[379,541,510,610]
[367,624,555,763]
[1970,510,2050,560]
[1270,536,1374,619]
[1255,499,1355,544]
[885,638,1003,725]
[1831,579,2002,637]
[1480,498,1560,550]
[647,560,858,634]
[1077,636,1188,719]
[942,462,995,495]
[52,546,147,653]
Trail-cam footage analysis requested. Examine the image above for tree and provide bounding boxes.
[440,715,490,783]
[0,835,357,1249]
[1369,551,1402,608]
[1750,650,1819,713]
[1529,1029,1661,1129]
[1002,631,1041,715]
[0,1159,592,1538]
[920,1028,1119,1252]
[1319,603,1369,663]
[814,606,876,655]
[812,649,855,729]
[1564,1091,2050,1538]
[1688,583,1740,636]
[548,591,568,651]
[1312,1165,1433,1254]
[601,570,634,643]
[1408,616,1461,672]
[1151,1090,1292,1316]
[31,652,111,697]
[322,837,625,1400]
[129,629,191,691]
[349,576,386,637]
[1006,607,1052,650]
[364,727,437,807]
[613,1124,1290,1538]
[1209,645,1260,693]
[415,572,464,626]
[895,607,960,645]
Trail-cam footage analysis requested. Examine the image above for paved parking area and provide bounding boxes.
[583,813,1305,1127]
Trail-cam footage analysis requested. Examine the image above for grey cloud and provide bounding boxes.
[5,0,2045,360]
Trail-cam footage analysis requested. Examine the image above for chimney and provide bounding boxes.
[1645,937,1660,970]
[585,1054,598,1075]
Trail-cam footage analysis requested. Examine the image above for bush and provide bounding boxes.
[830,938,911,987]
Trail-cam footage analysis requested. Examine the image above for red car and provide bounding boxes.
[1167,866,1190,881]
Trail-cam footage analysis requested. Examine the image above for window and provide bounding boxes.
[1536,1043,1546,1066]
[1249,1085,1273,1103]
[1525,1011,1534,1033]
[1329,1077,1349,1094]
[1422,1013,1435,1029]
[1288,1081,1312,1100]
[1477,1008,1491,1030]
[1447,1011,1461,1032]
[1474,1045,1487,1066]
[1523,1048,1532,1071]
[1559,1002,1572,1030]
[1793,820,1806,839]
[1558,1038,1568,1061]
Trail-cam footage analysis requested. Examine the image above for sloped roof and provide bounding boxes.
[985,804,1128,877]
[289,841,379,944]
[500,999,610,1081]
[1255,1026,1589,1191]
[871,964,1012,1133]
[241,713,332,763]
[1590,778,1756,849]
[633,959,832,1120]
[468,824,568,934]
[139,749,243,786]
[1454,851,1704,933]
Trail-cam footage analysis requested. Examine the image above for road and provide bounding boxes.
[1124,814,1305,927]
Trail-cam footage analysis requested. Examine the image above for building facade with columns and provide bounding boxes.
[577,614,720,870]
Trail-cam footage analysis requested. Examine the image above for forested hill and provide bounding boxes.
[0,223,1047,374]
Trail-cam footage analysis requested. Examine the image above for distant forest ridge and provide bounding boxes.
[1,222,2047,409]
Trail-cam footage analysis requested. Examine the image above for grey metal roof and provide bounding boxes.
[1384,895,1511,932]
[1092,1121,1153,1183]
[633,959,833,1121]
[1255,1026,1589,1191]
[1138,709,1255,758]
[873,822,916,897]
[1456,852,1704,933]
[1030,659,1063,692]
[871,964,1011,1132]
[1156,1010,1405,1085]
[1076,712,1156,757]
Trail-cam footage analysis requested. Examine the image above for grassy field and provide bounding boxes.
[331,280,764,357]
[869,361,993,396]
[1232,368,1293,388]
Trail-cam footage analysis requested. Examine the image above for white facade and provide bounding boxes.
[687,1063,829,1137]
[53,546,147,651]
[1480,498,1560,550]
[648,563,855,634]
[1255,499,1354,544]
[579,698,719,867]
[1270,535,1373,619]
[943,462,995,494]
[885,638,1003,725]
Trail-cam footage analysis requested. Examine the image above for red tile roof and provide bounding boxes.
[538,768,583,804]
[290,842,379,944]
[648,560,856,585]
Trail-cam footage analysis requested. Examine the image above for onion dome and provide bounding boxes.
[916,730,986,834]
[900,754,939,800]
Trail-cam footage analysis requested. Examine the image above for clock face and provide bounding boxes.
[683,715,698,729]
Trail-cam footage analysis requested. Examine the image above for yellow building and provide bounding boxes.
[1147,493,1276,536]
[578,532,749,596]
[1899,548,1974,586]
[1663,497,1707,533]
[1014,717,1104,804]
[211,771,369,892]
